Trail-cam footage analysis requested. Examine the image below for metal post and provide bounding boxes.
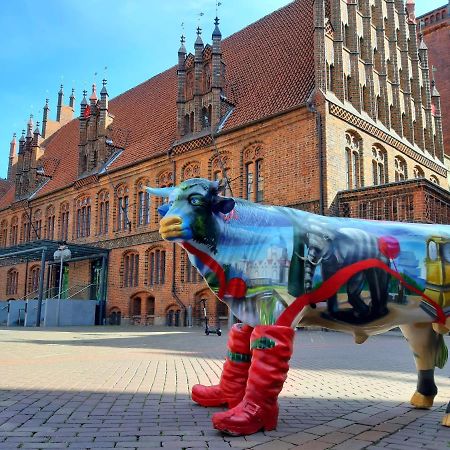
[98,255,107,325]
[56,256,64,326]
[36,248,46,327]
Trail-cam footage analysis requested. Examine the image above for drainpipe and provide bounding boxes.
[170,156,186,325]
[307,98,325,216]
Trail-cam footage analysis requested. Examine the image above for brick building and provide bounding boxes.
[0,0,449,327]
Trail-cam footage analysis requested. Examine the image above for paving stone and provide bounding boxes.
[0,328,449,450]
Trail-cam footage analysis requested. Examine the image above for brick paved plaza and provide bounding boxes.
[0,327,449,450]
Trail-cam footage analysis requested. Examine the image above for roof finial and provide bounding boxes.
[100,79,108,96]
[90,83,97,101]
[213,16,222,38]
[179,34,186,55]
[197,26,202,36]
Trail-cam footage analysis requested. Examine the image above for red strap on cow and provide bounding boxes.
[181,243,447,328]
[276,258,446,327]
[182,243,227,299]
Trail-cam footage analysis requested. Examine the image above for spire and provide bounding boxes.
[405,0,415,22]
[212,17,222,39]
[19,130,25,153]
[33,121,40,146]
[179,34,186,54]
[9,133,17,158]
[42,98,49,138]
[431,66,440,97]
[418,32,428,50]
[195,26,204,48]
[56,84,64,121]
[81,90,88,105]
[26,114,34,138]
[69,88,75,108]
[100,79,108,97]
[80,89,88,117]
[90,84,97,102]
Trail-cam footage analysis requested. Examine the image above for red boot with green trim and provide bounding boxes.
[191,323,253,408]
[212,325,295,435]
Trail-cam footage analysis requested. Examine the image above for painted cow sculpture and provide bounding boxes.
[147,178,450,436]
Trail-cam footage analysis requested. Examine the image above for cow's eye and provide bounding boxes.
[189,195,203,206]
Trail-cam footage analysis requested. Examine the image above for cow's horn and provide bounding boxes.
[145,186,174,197]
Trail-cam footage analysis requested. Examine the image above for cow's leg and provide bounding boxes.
[400,323,439,409]
[347,272,370,318]
[212,325,295,435]
[192,323,252,408]
[366,268,389,318]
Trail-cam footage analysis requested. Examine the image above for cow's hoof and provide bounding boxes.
[442,414,450,427]
[410,391,435,409]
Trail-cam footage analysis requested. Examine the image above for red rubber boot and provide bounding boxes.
[191,323,253,408]
[212,325,295,435]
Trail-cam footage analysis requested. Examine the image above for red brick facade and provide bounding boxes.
[0,1,448,327]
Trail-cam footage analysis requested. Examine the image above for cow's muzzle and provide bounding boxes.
[160,216,186,241]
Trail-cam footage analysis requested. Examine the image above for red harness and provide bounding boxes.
[181,243,446,328]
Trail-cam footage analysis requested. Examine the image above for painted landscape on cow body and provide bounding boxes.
[149,178,450,336]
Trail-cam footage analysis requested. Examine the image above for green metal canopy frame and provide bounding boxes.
[0,240,109,327]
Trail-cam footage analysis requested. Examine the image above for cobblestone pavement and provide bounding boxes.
[0,327,449,450]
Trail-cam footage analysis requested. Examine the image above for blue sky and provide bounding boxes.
[0,0,444,179]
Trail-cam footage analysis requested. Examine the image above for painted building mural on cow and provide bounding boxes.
[147,178,450,436]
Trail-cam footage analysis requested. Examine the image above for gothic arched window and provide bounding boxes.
[32,209,42,240]
[372,145,388,186]
[75,196,91,238]
[154,170,173,224]
[413,166,424,179]
[122,251,139,288]
[6,268,18,295]
[0,220,7,247]
[136,180,150,227]
[430,175,440,185]
[210,153,232,197]
[243,144,264,202]
[146,247,166,286]
[97,190,110,235]
[10,216,18,246]
[60,202,70,241]
[28,266,40,297]
[45,205,56,240]
[116,184,130,232]
[345,132,363,189]
[394,156,407,181]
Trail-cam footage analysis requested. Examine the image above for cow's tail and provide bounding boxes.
[435,333,448,369]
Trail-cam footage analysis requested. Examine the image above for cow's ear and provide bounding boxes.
[212,196,235,214]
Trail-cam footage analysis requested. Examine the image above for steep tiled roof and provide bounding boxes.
[4,0,314,204]
[0,180,14,209]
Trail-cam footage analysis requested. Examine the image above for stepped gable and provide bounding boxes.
[6,0,314,202]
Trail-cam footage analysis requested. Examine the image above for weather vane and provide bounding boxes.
[216,1,222,15]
